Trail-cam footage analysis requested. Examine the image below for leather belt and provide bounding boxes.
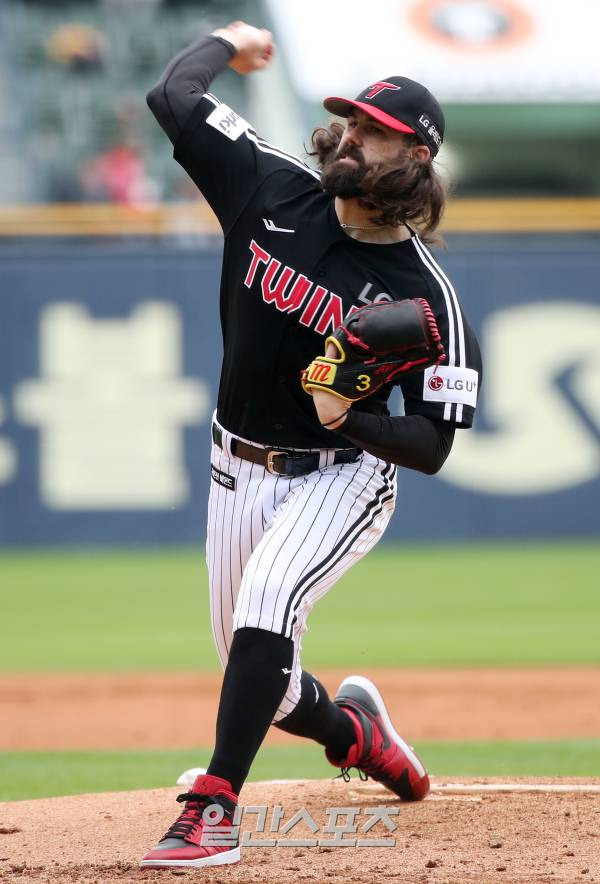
[212,424,360,478]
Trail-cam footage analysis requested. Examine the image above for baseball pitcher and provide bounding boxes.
[141,21,482,869]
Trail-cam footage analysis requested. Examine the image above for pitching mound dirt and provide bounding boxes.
[2,778,600,884]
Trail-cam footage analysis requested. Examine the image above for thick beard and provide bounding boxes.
[320,145,368,199]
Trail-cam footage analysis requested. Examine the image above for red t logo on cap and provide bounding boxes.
[364,81,401,99]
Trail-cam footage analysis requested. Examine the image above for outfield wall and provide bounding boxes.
[1,208,599,544]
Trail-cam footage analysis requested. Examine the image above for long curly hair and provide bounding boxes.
[308,121,447,243]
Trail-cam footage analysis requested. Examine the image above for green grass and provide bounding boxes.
[1,543,599,670]
[2,741,599,802]
[0,745,331,802]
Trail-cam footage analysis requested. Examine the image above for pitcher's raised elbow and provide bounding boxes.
[146,84,165,117]
[427,448,451,475]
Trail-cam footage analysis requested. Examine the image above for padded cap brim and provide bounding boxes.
[323,97,416,134]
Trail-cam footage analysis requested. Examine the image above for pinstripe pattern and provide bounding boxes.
[279,462,396,632]
[272,463,396,721]
[205,417,397,721]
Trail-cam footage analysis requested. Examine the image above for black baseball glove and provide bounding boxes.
[301,298,446,403]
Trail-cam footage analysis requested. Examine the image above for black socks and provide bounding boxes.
[207,627,294,794]
[274,670,357,759]
[206,630,357,794]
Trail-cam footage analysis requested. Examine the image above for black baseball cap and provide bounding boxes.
[323,76,445,157]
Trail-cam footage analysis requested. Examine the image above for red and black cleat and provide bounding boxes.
[326,675,430,801]
[140,774,240,869]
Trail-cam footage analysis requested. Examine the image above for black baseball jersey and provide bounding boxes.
[172,91,481,448]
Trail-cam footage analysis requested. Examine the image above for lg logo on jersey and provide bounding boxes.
[357,282,393,305]
[423,366,478,407]
[427,374,476,393]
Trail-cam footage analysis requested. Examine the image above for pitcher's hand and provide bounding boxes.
[212,21,274,74]
[311,342,351,430]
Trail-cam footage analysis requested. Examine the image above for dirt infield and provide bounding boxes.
[2,667,600,750]
[2,668,600,882]
[2,778,600,884]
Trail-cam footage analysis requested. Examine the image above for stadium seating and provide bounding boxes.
[0,0,252,203]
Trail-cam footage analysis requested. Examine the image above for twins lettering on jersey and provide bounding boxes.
[245,239,479,411]
[244,239,367,336]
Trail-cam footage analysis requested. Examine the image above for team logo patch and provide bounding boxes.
[364,81,401,99]
[206,103,249,141]
[423,365,479,407]
[211,465,236,491]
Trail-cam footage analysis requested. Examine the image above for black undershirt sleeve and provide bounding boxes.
[338,411,455,475]
[146,35,235,144]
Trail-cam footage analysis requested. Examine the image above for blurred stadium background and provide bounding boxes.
[0,0,599,799]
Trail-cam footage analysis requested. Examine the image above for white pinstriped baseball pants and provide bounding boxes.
[206,415,397,723]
